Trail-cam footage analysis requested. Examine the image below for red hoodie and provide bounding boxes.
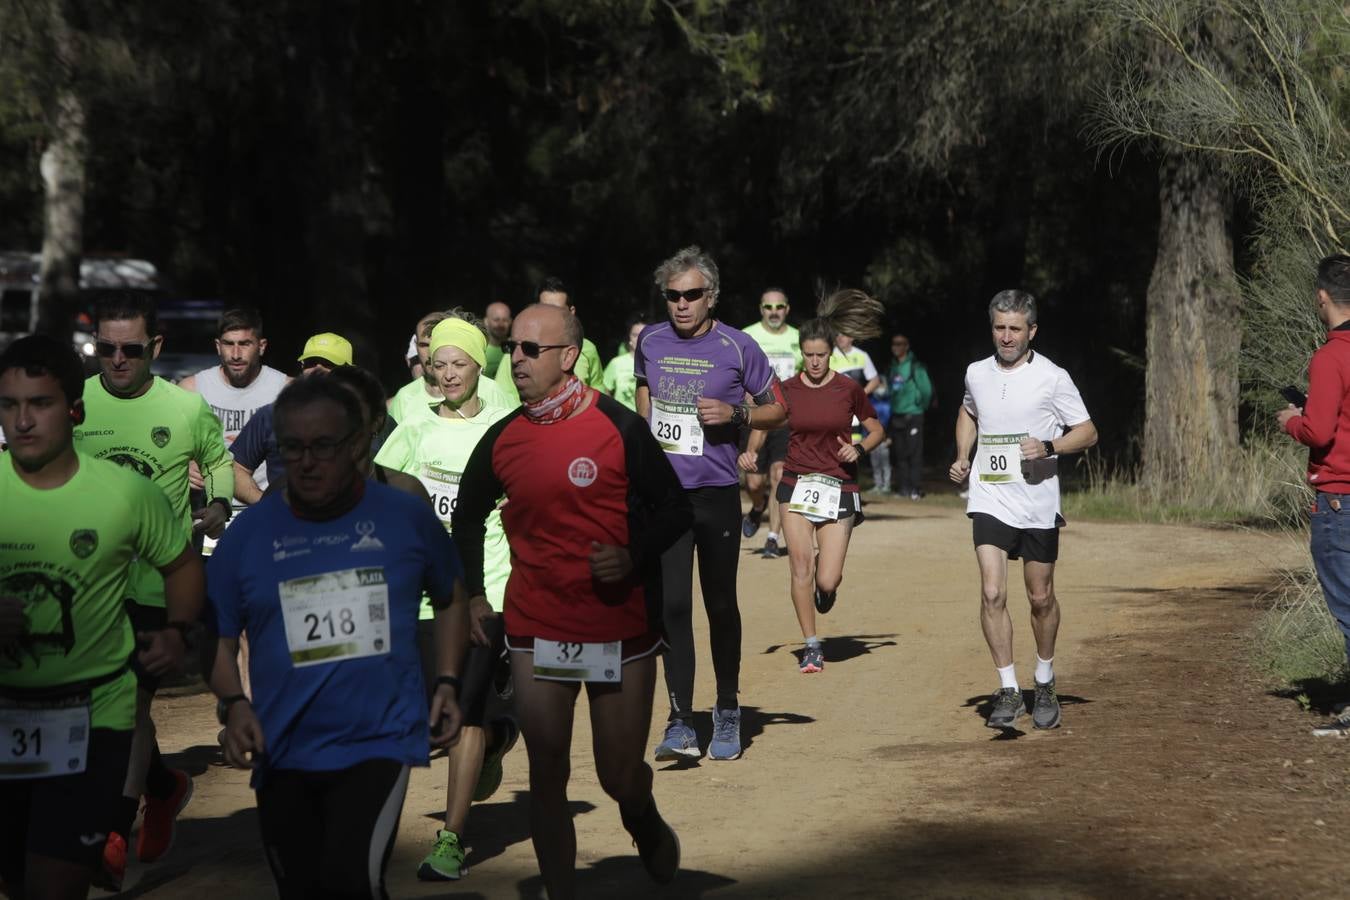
[1285,327,1350,493]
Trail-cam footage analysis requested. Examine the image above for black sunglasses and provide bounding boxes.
[95,339,155,359]
[503,340,568,359]
[300,357,335,370]
[661,287,711,303]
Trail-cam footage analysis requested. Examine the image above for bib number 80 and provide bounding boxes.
[988,455,1009,471]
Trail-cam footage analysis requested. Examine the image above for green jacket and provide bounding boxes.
[886,355,933,416]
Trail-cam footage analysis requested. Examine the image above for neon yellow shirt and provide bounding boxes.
[0,453,185,729]
[743,322,802,382]
[374,405,514,614]
[389,376,511,424]
[74,375,232,606]
[602,353,638,411]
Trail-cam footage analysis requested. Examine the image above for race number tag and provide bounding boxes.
[651,399,703,456]
[978,433,1027,484]
[419,464,461,529]
[532,639,622,683]
[767,352,797,381]
[0,699,89,779]
[280,567,391,668]
[788,474,842,522]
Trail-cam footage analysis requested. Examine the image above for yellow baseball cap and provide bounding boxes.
[298,332,353,367]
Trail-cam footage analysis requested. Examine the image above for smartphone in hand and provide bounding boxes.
[1279,386,1307,408]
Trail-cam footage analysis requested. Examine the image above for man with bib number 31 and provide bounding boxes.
[949,290,1096,731]
[0,336,204,900]
[454,303,692,900]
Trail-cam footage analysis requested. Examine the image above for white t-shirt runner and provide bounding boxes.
[962,352,1090,530]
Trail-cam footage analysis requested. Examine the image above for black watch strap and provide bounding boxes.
[217,693,249,724]
[436,675,462,692]
[209,496,233,520]
[1043,440,1056,457]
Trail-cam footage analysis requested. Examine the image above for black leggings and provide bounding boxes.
[256,759,409,900]
[659,483,742,718]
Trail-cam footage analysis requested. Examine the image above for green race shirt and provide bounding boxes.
[74,375,232,606]
[0,452,185,729]
[602,352,638,411]
[743,322,802,382]
[390,376,512,424]
[484,342,504,379]
[374,405,514,615]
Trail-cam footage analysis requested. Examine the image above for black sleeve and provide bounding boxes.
[450,411,518,598]
[596,395,692,570]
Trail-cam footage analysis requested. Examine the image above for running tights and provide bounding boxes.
[660,483,743,718]
[256,759,409,900]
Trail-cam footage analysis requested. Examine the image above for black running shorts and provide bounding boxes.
[971,512,1061,563]
[0,728,134,883]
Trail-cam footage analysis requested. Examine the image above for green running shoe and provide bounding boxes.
[417,829,466,881]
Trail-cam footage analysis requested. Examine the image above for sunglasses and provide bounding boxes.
[761,303,787,311]
[503,340,568,359]
[95,339,155,359]
[661,287,711,303]
[277,429,356,463]
[300,358,335,370]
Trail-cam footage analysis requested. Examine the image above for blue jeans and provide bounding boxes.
[1309,492,1350,666]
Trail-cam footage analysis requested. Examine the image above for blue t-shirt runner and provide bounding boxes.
[207,482,461,781]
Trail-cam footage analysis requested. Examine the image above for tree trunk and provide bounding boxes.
[35,2,85,340]
[1141,152,1239,488]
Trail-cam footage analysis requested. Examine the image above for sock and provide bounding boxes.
[997,663,1018,690]
[1035,655,1054,684]
[804,635,820,648]
[145,742,176,800]
[767,531,779,542]
[715,699,738,713]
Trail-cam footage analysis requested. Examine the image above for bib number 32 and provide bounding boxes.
[532,639,622,683]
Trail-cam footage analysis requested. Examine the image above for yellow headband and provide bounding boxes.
[428,317,487,370]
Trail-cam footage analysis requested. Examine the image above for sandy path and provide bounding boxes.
[111,495,1347,899]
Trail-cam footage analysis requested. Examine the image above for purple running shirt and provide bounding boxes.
[634,320,778,489]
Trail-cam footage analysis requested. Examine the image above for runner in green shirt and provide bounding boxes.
[374,316,518,882]
[741,288,802,556]
[71,293,232,884]
[602,315,648,411]
[0,335,203,899]
[391,310,512,422]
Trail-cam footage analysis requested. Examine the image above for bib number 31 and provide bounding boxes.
[532,639,622,683]
[0,700,89,779]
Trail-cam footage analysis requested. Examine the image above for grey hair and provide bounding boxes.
[988,289,1038,326]
[654,245,720,297]
[446,306,489,338]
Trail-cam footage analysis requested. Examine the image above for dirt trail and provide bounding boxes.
[115,496,1350,899]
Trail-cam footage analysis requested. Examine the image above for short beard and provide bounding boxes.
[224,361,262,388]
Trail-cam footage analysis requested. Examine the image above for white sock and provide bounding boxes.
[1035,656,1054,684]
[804,635,820,648]
[996,663,1018,690]
[767,531,779,542]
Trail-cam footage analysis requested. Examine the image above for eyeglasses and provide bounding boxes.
[661,287,711,303]
[761,303,787,311]
[95,339,154,359]
[277,429,356,463]
[502,340,568,359]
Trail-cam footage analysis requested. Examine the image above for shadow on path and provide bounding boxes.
[961,690,1093,741]
[657,706,815,771]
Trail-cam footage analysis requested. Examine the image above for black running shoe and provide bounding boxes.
[761,535,782,558]
[813,586,837,614]
[741,506,765,539]
[624,800,680,884]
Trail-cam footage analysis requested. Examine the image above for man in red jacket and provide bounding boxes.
[1280,253,1350,736]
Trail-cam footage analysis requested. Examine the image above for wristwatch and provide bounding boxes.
[1043,440,1056,457]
